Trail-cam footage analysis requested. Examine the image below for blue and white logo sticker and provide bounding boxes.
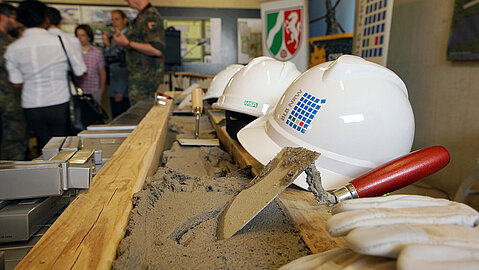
[285,93,325,134]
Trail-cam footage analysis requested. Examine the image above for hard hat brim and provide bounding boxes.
[238,112,280,165]
[237,112,321,190]
[238,111,364,191]
[212,96,269,117]
[202,93,219,100]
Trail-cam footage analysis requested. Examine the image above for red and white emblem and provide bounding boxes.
[284,9,302,56]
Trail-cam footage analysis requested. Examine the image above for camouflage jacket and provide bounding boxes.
[127,4,165,91]
[0,30,20,111]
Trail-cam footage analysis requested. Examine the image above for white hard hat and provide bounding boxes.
[213,56,301,117]
[203,64,244,100]
[238,55,415,190]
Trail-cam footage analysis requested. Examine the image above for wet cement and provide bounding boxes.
[305,165,336,206]
[112,113,311,269]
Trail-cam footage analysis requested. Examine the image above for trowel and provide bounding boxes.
[307,145,451,205]
[172,83,201,115]
[177,88,220,147]
[217,146,450,240]
[217,147,319,240]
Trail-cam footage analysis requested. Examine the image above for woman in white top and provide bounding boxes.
[4,0,86,150]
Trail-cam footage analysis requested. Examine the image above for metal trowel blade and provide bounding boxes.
[177,138,220,147]
[216,147,320,240]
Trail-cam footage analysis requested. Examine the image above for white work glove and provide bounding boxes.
[279,248,395,270]
[327,195,479,270]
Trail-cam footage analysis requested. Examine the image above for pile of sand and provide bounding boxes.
[112,113,310,269]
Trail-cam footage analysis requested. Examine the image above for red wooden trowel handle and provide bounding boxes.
[350,146,450,198]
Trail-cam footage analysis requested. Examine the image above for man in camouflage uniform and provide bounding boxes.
[0,3,26,160]
[114,0,165,105]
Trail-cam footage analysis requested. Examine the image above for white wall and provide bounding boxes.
[388,0,479,203]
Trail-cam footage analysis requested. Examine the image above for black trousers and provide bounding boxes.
[110,96,130,119]
[23,101,70,150]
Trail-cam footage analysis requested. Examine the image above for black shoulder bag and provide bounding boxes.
[58,36,108,129]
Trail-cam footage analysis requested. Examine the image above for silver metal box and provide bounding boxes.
[68,150,94,189]
[0,196,66,243]
[86,124,136,131]
[61,136,81,151]
[82,138,103,165]
[41,137,66,160]
[0,162,64,200]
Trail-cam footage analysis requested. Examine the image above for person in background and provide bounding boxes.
[75,24,106,104]
[47,6,85,132]
[5,0,86,151]
[46,7,81,54]
[102,10,130,118]
[0,3,27,160]
[113,0,164,105]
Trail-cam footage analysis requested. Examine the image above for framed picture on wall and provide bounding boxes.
[49,4,137,47]
[50,4,81,35]
[237,18,262,64]
[447,0,479,61]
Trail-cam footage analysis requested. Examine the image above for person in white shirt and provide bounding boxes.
[46,6,82,54]
[46,6,84,131]
[4,0,86,150]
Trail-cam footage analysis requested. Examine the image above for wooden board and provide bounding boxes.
[15,101,172,269]
[207,109,263,176]
[173,71,215,80]
[277,189,346,253]
[206,109,346,253]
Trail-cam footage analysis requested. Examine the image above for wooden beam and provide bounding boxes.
[207,109,346,253]
[207,109,263,176]
[15,101,172,269]
[173,72,215,80]
[277,189,346,253]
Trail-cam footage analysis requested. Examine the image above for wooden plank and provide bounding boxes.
[173,71,215,80]
[207,109,346,253]
[277,189,346,253]
[15,101,172,269]
[207,109,263,176]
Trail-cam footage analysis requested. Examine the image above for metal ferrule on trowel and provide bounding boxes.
[176,88,220,146]
[192,88,203,139]
[331,183,359,204]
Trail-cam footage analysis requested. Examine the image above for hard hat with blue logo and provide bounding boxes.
[237,55,415,190]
